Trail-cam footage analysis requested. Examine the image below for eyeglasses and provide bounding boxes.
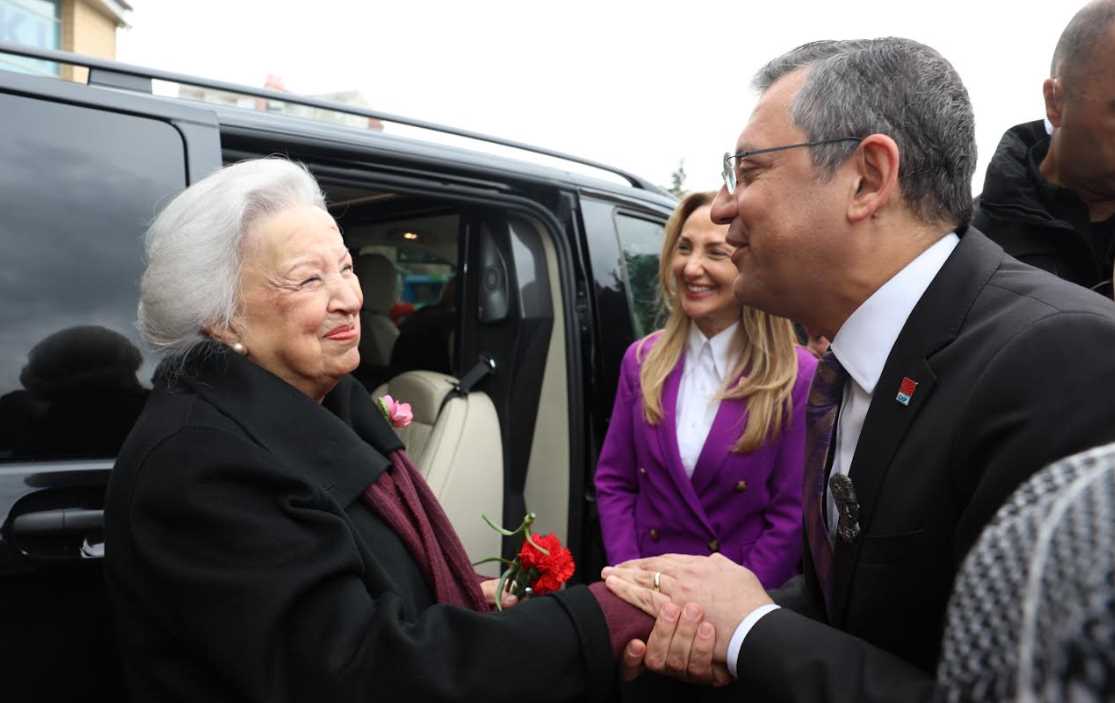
[721,138,863,192]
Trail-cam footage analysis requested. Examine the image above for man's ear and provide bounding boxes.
[847,134,900,223]
[1043,78,1064,128]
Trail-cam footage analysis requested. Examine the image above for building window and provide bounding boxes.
[0,0,61,75]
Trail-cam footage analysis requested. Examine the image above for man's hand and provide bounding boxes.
[603,553,773,663]
[623,600,735,686]
[480,578,519,608]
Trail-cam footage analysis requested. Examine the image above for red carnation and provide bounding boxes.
[517,533,575,595]
[477,513,576,609]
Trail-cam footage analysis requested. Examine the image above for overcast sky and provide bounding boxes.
[117,1,1080,195]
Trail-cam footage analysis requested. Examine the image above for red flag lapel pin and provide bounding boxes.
[896,376,918,406]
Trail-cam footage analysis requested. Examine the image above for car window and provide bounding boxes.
[614,212,665,337]
[0,93,186,461]
[343,211,460,391]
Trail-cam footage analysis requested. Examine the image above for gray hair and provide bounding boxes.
[754,37,977,227]
[138,158,326,359]
[1051,0,1115,92]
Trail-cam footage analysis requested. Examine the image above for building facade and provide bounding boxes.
[0,0,130,79]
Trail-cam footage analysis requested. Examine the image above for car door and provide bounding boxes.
[0,66,221,700]
[574,194,669,577]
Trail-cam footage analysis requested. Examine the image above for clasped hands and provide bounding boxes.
[602,553,773,686]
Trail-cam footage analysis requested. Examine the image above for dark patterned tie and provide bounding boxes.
[803,351,847,617]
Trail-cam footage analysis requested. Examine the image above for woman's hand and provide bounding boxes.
[480,578,520,609]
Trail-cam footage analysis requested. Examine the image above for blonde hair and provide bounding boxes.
[637,192,799,453]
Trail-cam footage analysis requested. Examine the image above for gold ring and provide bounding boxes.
[653,571,661,592]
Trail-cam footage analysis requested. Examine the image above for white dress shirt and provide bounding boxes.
[676,322,739,478]
[725,233,959,677]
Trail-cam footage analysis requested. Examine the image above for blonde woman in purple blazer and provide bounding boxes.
[594,191,816,589]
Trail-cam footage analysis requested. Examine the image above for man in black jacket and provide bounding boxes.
[974,0,1115,296]
[604,36,1115,703]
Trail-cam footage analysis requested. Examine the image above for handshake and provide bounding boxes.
[601,552,775,687]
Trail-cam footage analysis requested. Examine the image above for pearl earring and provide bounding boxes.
[232,342,247,355]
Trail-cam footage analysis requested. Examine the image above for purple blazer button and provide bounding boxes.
[735,480,748,492]
[708,539,720,552]
[639,467,647,475]
[649,528,660,541]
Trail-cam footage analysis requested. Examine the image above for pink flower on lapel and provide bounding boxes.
[377,394,413,428]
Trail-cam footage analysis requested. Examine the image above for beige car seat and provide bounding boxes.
[355,253,399,368]
[374,370,503,576]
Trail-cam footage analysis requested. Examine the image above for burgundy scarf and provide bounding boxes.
[362,450,490,612]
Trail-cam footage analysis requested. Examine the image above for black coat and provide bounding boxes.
[973,120,1115,296]
[735,228,1115,702]
[104,348,615,703]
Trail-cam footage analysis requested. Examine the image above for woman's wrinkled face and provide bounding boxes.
[234,205,362,401]
[670,204,739,337]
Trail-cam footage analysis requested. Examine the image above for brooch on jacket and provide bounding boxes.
[829,473,861,542]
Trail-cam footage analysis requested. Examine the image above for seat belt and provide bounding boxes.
[436,354,496,419]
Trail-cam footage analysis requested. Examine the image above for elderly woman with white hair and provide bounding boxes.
[104,158,652,702]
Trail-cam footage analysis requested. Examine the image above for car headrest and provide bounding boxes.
[354,253,399,314]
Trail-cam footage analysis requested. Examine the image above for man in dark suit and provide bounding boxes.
[604,37,1115,701]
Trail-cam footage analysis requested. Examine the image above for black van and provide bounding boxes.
[0,41,674,699]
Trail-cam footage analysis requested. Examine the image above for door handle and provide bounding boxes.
[11,509,105,560]
[12,508,103,535]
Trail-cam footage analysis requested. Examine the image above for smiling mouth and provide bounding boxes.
[324,325,357,341]
[684,283,719,298]
[730,247,750,266]
[726,226,749,250]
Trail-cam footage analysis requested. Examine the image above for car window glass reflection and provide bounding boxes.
[0,326,149,459]
[0,94,185,461]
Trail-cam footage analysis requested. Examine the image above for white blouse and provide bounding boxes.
[675,322,738,478]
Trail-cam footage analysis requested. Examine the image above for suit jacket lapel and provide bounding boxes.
[658,353,717,534]
[690,392,747,496]
[830,227,1004,625]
